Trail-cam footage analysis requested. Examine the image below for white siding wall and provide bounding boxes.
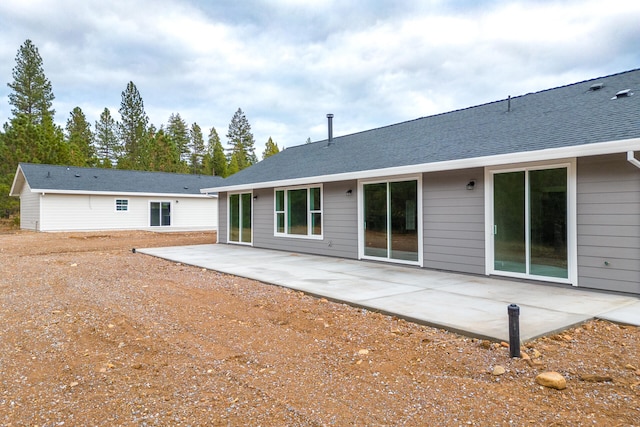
[19,184,41,230]
[38,194,217,231]
[171,197,218,228]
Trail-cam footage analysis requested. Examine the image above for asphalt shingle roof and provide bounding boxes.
[218,69,640,188]
[17,163,224,195]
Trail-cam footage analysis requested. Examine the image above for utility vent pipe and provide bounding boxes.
[327,113,334,144]
[507,95,511,112]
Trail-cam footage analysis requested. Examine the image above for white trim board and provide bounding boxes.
[201,138,640,193]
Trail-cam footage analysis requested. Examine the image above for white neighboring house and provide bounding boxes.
[10,163,224,232]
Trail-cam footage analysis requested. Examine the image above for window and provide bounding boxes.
[274,185,322,238]
[115,199,129,211]
[486,159,577,285]
[492,167,568,279]
[228,193,252,244]
[150,201,171,226]
[362,179,419,263]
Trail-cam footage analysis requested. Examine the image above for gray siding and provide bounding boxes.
[577,154,640,294]
[218,192,228,244]
[252,181,358,258]
[423,169,485,274]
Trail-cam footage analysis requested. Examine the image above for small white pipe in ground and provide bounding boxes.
[627,151,640,169]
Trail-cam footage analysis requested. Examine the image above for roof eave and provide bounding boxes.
[27,189,218,198]
[201,137,640,193]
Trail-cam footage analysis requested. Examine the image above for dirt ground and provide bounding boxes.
[0,230,638,426]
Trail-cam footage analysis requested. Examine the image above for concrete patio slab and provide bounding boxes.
[597,301,640,325]
[137,244,640,342]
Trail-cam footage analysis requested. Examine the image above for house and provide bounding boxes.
[201,69,640,296]
[10,163,224,232]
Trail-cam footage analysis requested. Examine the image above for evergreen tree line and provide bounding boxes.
[0,39,280,218]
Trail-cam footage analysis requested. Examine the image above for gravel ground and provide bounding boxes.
[0,230,638,426]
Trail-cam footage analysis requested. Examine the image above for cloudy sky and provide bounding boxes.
[1,0,639,157]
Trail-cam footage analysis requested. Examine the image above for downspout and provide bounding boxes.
[627,151,640,169]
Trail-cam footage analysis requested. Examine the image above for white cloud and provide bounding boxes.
[1,0,639,158]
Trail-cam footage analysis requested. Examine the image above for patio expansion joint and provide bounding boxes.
[354,287,435,304]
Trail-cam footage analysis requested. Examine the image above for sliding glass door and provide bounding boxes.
[363,179,419,263]
[229,193,252,244]
[150,202,171,227]
[493,167,568,279]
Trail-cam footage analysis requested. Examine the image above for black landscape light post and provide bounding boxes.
[508,304,521,358]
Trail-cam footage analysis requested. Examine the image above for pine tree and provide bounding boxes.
[66,107,95,166]
[262,137,280,160]
[145,127,183,173]
[1,39,66,217]
[202,127,227,177]
[118,81,149,169]
[189,122,205,174]
[94,108,119,168]
[166,113,190,164]
[4,39,65,165]
[226,108,256,171]
[38,114,69,165]
[212,129,228,177]
[0,129,17,218]
[227,152,240,176]
[7,39,55,126]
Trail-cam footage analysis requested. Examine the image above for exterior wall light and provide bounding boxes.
[466,180,476,190]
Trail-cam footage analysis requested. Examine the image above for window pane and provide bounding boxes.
[287,189,307,235]
[229,194,240,242]
[116,199,128,211]
[364,183,388,257]
[276,212,285,233]
[390,180,419,262]
[241,193,252,243]
[275,190,284,211]
[310,187,321,211]
[150,202,160,226]
[494,172,526,273]
[530,168,567,278]
[161,202,171,226]
[311,212,322,235]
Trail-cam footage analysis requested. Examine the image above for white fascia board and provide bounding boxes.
[628,151,640,169]
[28,189,218,198]
[9,165,26,196]
[201,137,640,193]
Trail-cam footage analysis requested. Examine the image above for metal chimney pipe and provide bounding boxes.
[327,113,334,144]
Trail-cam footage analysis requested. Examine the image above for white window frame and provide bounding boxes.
[484,158,577,286]
[357,174,423,267]
[149,200,172,227]
[115,198,129,212]
[273,184,323,239]
[227,192,253,246]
